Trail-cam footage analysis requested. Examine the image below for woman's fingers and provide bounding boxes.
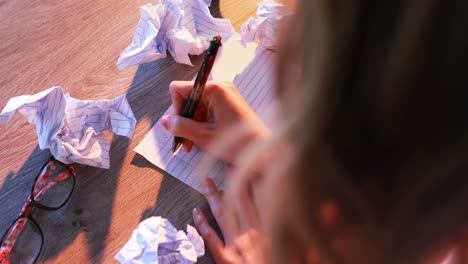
[201,177,258,242]
[234,180,259,232]
[193,208,228,263]
[169,81,195,114]
[201,178,233,243]
[183,140,193,152]
[232,229,263,264]
[166,81,211,153]
[161,115,215,149]
[194,184,262,264]
[169,81,218,114]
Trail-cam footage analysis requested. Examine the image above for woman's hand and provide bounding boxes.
[162,81,269,163]
[193,178,264,264]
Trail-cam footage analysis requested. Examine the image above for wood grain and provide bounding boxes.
[0,0,261,263]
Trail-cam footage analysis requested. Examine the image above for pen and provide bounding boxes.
[172,34,222,154]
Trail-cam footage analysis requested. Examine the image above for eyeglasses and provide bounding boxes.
[0,157,76,264]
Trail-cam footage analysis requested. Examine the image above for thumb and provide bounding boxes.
[161,115,215,148]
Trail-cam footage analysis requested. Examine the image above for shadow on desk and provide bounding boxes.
[0,146,93,262]
[0,57,206,264]
[0,147,51,241]
[61,53,204,263]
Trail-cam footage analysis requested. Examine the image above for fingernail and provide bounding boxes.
[161,115,170,128]
[198,222,209,236]
[183,143,191,153]
[167,115,177,130]
[193,208,202,222]
[203,179,212,194]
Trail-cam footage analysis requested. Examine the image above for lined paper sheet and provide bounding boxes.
[135,35,276,192]
[0,87,136,168]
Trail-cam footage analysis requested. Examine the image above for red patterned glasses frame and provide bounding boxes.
[0,157,76,264]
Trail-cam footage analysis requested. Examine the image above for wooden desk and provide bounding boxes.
[0,0,260,263]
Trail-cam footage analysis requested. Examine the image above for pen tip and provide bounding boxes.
[172,141,182,155]
[172,147,181,157]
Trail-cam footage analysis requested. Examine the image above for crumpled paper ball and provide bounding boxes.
[115,216,205,264]
[117,0,235,68]
[0,87,136,168]
[240,0,292,49]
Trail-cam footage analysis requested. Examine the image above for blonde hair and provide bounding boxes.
[225,0,468,263]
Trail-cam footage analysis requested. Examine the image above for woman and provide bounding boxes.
[162,0,468,263]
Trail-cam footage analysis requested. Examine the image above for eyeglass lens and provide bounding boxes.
[0,158,75,264]
[0,217,42,264]
[33,160,74,208]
